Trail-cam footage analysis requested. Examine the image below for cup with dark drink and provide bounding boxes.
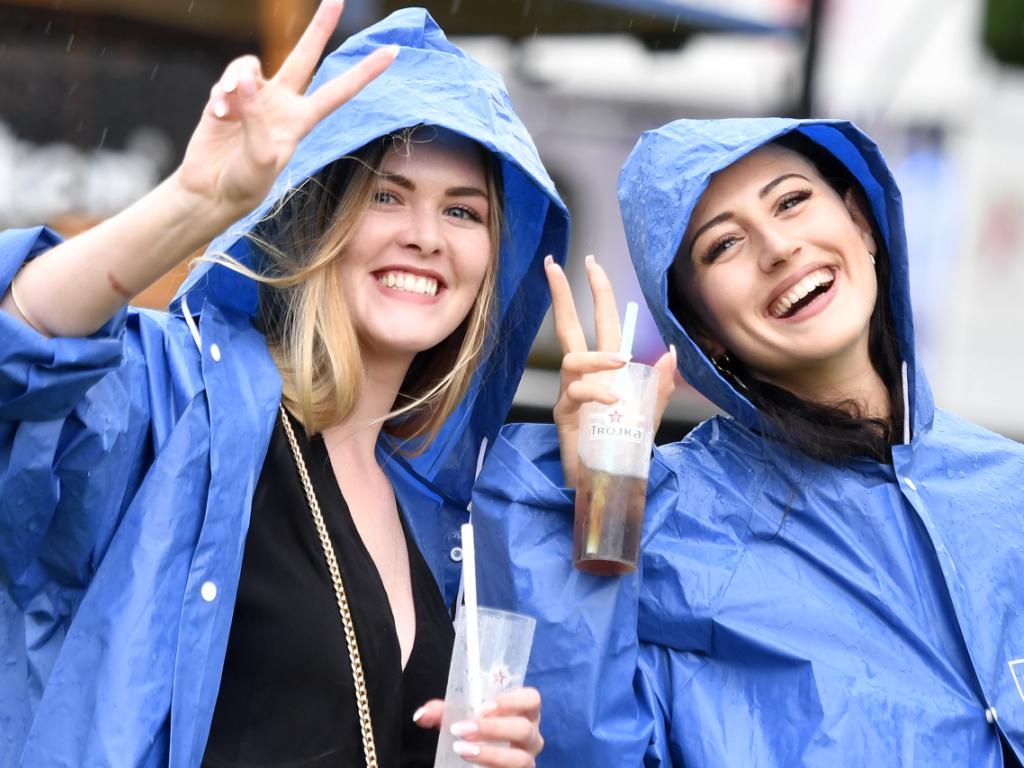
[574,361,658,575]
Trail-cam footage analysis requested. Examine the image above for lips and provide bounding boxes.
[768,266,836,319]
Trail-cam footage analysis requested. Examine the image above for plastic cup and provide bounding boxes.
[573,362,658,575]
[433,607,536,767]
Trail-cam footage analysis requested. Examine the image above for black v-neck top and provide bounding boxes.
[202,411,455,767]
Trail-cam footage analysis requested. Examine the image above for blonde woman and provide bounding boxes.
[0,4,566,767]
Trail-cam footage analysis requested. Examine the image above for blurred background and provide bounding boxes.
[2,0,1023,442]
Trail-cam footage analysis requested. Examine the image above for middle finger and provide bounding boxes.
[585,255,622,353]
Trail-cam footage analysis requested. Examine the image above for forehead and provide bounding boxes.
[381,129,487,182]
[692,145,821,214]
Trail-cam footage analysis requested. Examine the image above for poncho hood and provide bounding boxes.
[618,118,933,439]
[171,8,568,498]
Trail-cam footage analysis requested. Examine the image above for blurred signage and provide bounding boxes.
[378,0,803,48]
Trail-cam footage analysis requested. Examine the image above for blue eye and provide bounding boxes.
[373,189,396,205]
[447,204,483,223]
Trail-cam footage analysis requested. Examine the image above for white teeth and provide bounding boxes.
[770,268,834,318]
[377,271,438,297]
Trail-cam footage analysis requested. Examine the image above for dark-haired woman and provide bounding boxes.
[472,118,1024,766]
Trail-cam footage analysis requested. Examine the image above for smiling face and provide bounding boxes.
[677,144,879,396]
[335,131,494,368]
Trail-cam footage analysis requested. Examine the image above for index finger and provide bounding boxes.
[487,687,542,721]
[274,0,345,90]
[545,256,588,355]
[305,45,398,129]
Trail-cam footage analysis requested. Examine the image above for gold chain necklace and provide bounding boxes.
[279,405,379,768]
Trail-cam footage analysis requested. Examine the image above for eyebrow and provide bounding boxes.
[687,172,812,250]
[380,173,488,199]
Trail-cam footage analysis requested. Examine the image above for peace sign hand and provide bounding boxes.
[545,255,677,488]
[173,0,396,230]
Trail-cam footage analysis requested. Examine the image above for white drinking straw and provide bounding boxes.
[460,522,482,712]
[615,301,639,389]
[619,301,639,359]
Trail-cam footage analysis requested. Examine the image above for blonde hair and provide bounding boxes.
[209,128,502,450]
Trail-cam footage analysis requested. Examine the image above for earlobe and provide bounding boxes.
[844,188,878,256]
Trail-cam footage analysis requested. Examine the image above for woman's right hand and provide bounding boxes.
[545,254,677,488]
[173,0,396,226]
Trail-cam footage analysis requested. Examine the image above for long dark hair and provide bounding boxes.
[668,131,905,463]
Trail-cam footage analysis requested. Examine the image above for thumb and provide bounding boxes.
[653,345,678,429]
[412,699,446,730]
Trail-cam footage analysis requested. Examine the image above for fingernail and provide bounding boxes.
[670,343,677,361]
[544,254,553,267]
[478,701,499,715]
[450,721,479,737]
[212,100,228,118]
[222,76,237,94]
[412,706,427,723]
[453,741,481,758]
[585,254,596,266]
[383,44,400,58]
[608,352,631,364]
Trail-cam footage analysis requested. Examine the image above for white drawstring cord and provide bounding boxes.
[180,293,202,351]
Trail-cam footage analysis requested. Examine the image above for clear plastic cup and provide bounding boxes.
[573,362,658,575]
[433,607,536,767]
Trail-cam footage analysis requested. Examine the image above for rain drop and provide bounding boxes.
[150,64,159,81]
[187,0,195,12]
[449,0,462,13]
[66,34,75,53]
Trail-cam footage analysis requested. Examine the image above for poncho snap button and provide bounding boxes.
[985,707,998,725]
[903,476,917,492]
[200,581,218,602]
[209,343,222,362]
[450,546,463,562]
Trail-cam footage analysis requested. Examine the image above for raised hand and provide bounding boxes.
[414,687,544,767]
[545,254,676,488]
[173,0,397,226]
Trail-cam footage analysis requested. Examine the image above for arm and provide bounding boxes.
[0,0,395,339]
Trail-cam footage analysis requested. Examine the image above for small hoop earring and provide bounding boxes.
[868,251,876,266]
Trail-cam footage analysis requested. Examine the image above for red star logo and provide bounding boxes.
[608,410,624,423]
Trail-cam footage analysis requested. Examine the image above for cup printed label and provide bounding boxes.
[587,408,649,444]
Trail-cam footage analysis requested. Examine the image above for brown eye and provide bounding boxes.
[777,189,811,212]
[703,235,739,264]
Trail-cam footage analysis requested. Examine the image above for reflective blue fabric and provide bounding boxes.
[473,119,1024,766]
[0,9,568,767]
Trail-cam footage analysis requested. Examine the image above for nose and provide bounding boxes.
[399,204,444,257]
[756,225,799,272]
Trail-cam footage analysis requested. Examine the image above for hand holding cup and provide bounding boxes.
[543,254,676,488]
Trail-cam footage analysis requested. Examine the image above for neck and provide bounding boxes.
[761,349,892,426]
[321,348,414,461]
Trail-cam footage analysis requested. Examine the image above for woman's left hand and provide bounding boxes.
[414,687,543,767]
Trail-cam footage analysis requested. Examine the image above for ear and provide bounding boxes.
[843,188,878,256]
[692,326,726,361]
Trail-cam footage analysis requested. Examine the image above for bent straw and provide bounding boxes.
[460,522,482,712]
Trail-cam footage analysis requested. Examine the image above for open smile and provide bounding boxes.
[768,266,838,321]
[374,267,446,298]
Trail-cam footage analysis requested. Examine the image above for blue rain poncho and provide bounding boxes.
[0,9,568,766]
[473,118,1024,766]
